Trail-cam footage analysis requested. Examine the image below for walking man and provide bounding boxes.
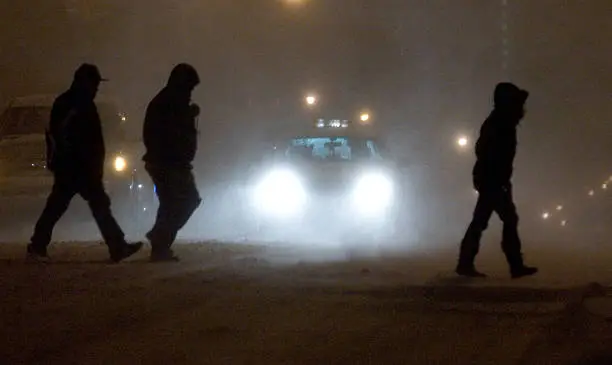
[143,64,202,262]
[28,64,143,262]
[456,82,538,279]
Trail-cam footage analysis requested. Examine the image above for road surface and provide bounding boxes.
[1,240,612,364]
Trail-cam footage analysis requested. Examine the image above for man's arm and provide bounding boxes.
[47,98,77,168]
[88,105,106,175]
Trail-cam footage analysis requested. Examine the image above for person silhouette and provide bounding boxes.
[28,64,143,262]
[456,82,538,279]
[142,64,202,262]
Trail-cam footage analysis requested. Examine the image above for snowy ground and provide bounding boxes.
[1,237,612,364]
[2,193,612,364]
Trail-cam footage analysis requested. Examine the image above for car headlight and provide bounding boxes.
[114,156,127,172]
[253,168,307,218]
[352,172,394,215]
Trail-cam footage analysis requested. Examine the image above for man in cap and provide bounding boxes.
[143,63,202,262]
[27,63,143,262]
[456,82,538,279]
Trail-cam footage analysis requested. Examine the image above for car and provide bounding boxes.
[0,94,152,231]
[243,118,402,244]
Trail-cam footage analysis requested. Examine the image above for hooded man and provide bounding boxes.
[28,64,143,262]
[456,82,538,279]
[143,63,202,262]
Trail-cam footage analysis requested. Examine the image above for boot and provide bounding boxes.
[147,231,180,262]
[26,244,50,263]
[456,264,487,278]
[510,265,538,279]
[506,252,538,279]
[109,242,144,263]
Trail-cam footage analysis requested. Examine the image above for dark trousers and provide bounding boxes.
[459,185,523,268]
[145,164,201,251]
[31,171,126,249]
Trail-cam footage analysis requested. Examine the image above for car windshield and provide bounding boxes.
[285,137,383,162]
[0,102,126,141]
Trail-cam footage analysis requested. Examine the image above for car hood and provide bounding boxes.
[0,134,47,172]
[0,134,52,196]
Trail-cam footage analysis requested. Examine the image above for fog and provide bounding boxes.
[0,1,610,247]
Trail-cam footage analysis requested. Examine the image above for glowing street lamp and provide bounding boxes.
[457,136,469,148]
[284,0,305,6]
[305,95,317,107]
[542,212,550,220]
[556,205,563,211]
[360,113,370,123]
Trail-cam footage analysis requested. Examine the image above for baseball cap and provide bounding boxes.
[73,63,108,83]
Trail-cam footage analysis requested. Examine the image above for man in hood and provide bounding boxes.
[28,64,143,262]
[456,82,538,279]
[143,63,202,262]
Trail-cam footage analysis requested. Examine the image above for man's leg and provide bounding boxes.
[146,165,176,255]
[168,169,201,233]
[28,177,76,259]
[457,190,495,276]
[146,166,201,261]
[496,187,538,278]
[79,178,143,262]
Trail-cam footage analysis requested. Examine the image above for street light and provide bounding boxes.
[360,112,370,123]
[305,95,317,106]
[457,136,469,148]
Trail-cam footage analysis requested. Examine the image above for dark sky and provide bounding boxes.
[0,0,610,208]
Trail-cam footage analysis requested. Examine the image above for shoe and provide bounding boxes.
[150,249,180,263]
[109,242,144,263]
[511,266,538,279]
[26,244,50,263]
[456,266,487,278]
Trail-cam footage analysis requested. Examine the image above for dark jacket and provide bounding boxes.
[472,110,518,190]
[142,87,198,169]
[46,89,105,176]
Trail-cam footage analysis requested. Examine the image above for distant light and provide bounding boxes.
[556,205,563,211]
[284,0,305,6]
[542,212,550,220]
[360,113,370,123]
[114,156,127,172]
[457,136,469,148]
[589,190,595,196]
[561,220,567,227]
[603,183,608,190]
[305,95,317,106]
